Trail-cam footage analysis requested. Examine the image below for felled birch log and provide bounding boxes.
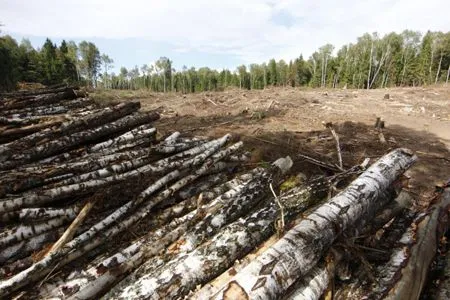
[0,215,74,249]
[201,168,264,201]
[366,188,450,300]
[99,158,292,299]
[0,137,236,297]
[107,204,280,300]
[0,206,79,223]
[192,234,280,299]
[3,97,93,117]
[1,89,78,110]
[153,140,205,154]
[0,120,63,144]
[0,227,65,265]
[56,149,253,299]
[0,112,160,170]
[89,137,152,156]
[0,257,33,280]
[0,102,140,157]
[88,125,155,153]
[0,149,151,196]
[0,116,38,126]
[0,85,77,99]
[47,135,226,189]
[59,102,140,134]
[210,148,416,299]
[176,173,228,201]
[0,136,228,212]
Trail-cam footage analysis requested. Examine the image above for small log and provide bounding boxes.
[0,120,63,144]
[154,140,206,154]
[0,206,79,224]
[88,125,155,153]
[0,227,65,265]
[59,102,140,134]
[0,216,74,249]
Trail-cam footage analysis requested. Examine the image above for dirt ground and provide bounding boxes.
[96,85,450,206]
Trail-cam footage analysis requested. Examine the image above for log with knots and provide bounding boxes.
[0,85,448,300]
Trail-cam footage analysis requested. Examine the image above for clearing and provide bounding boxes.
[95,85,450,200]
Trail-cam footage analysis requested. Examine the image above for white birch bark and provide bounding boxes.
[211,148,416,299]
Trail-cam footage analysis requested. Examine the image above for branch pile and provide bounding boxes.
[0,85,447,300]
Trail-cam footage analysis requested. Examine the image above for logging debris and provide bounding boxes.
[0,85,447,300]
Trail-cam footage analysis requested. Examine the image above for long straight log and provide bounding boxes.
[0,102,141,157]
[0,206,79,223]
[0,120,63,144]
[3,98,93,117]
[0,112,159,170]
[0,215,74,249]
[0,227,65,265]
[210,148,416,299]
[154,140,206,154]
[1,89,78,110]
[0,86,78,99]
[88,125,155,153]
[0,149,152,196]
[59,102,140,134]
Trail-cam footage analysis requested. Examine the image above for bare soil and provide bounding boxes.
[96,85,450,206]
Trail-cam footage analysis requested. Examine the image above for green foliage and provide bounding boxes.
[2,29,450,93]
[0,35,19,91]
[0,35,88,91]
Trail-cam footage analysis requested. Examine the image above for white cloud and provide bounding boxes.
[2,0,449,64]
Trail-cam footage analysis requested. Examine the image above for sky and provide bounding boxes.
[1,0,449,73]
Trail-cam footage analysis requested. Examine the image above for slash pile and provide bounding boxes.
[0,86,448,299]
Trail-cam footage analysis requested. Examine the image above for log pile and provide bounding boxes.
[0,86,448,299]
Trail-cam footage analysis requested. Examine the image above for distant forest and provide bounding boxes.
[1,29,450,92]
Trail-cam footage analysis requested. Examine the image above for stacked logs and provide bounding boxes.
[0,86,448,300]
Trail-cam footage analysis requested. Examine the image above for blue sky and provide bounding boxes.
[2,0,449,74]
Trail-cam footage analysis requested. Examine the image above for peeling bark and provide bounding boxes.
[368,188,450,300]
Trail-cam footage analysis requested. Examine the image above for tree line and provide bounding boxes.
[1,30,450,92]
[0,35,103,91]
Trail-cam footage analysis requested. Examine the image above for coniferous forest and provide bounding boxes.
[1,30,450,92]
